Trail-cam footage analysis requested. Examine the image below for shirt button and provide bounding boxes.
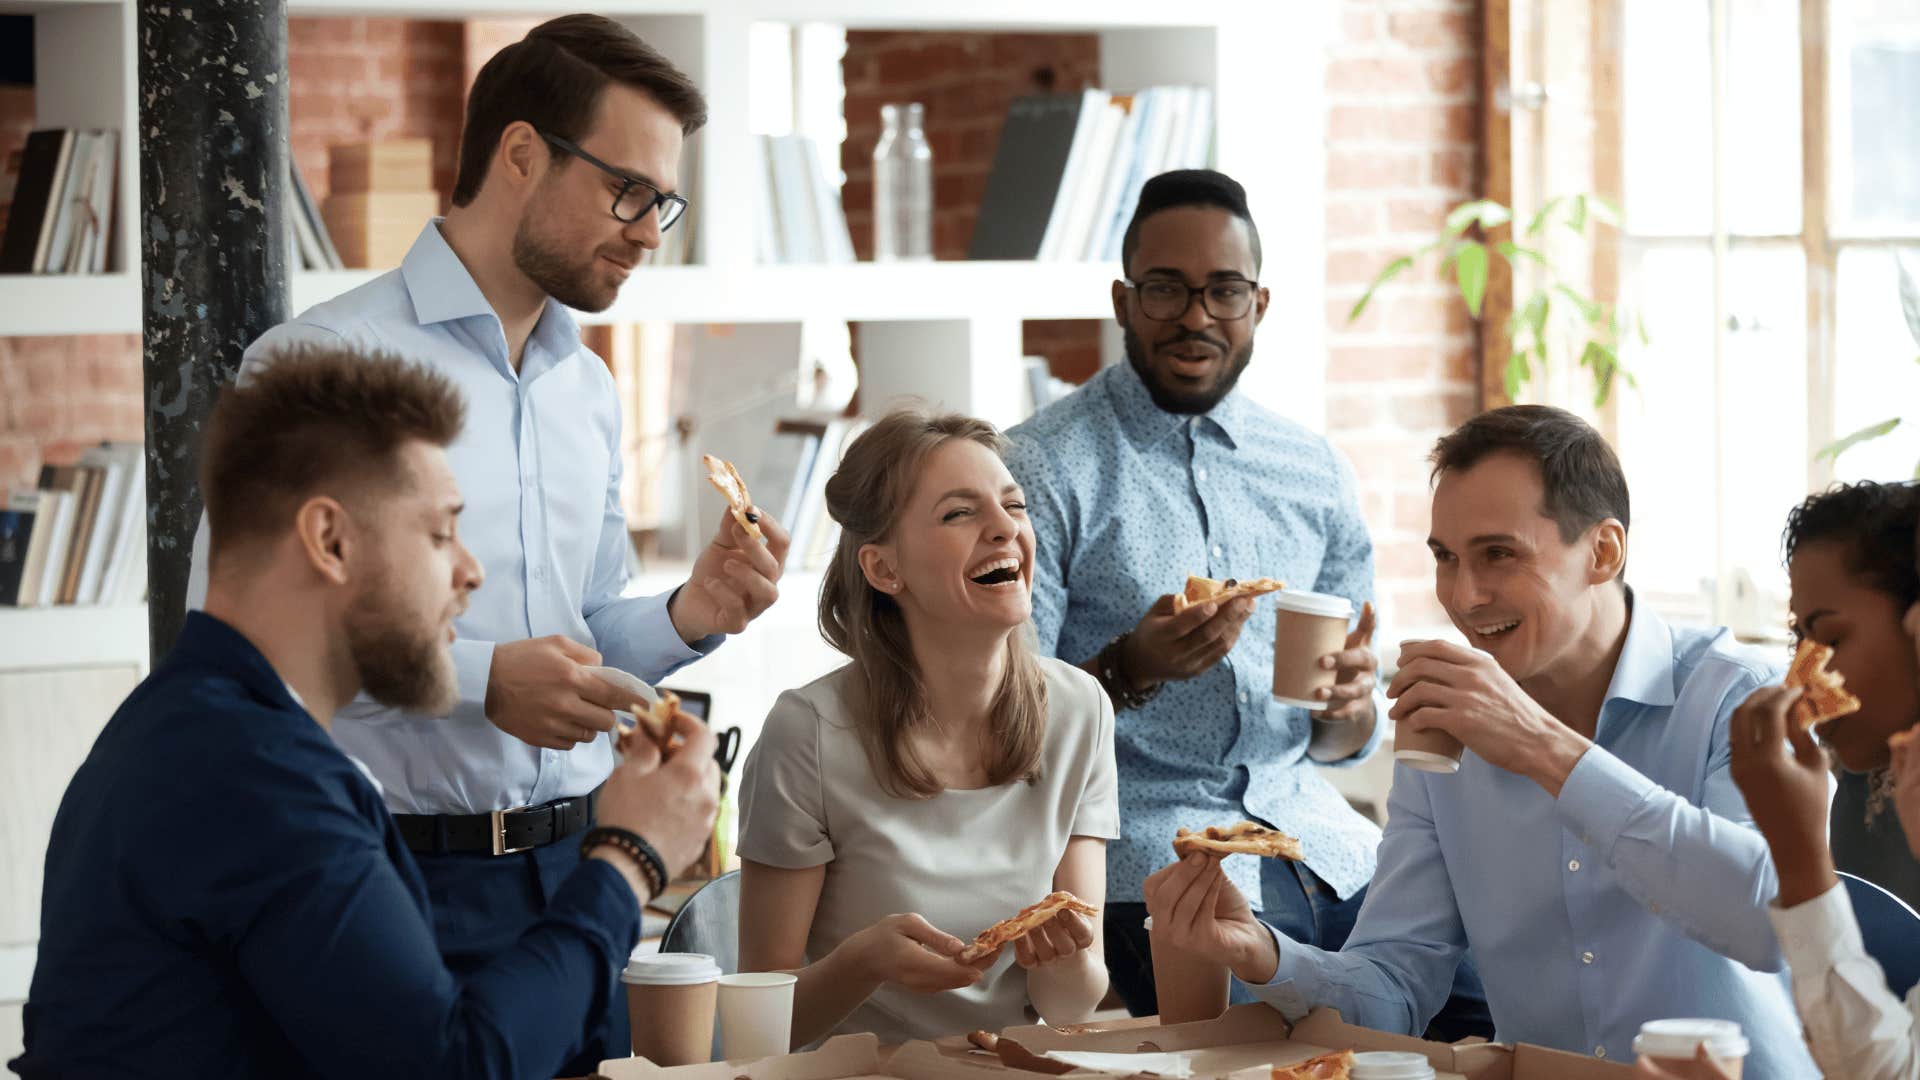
[1568,858,1581,872]
[1595,1047,1607,1059]
[1240,691,1250,704]
[1581,951,1594,964]
[1196,466,1208,481]
[1211,544,1224,558]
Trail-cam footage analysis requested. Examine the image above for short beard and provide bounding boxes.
[1123,326,1255,414]
[512,213,616,314]
[343,584,457,716]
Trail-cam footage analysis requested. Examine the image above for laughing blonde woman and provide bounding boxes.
[737,407,1118,1047]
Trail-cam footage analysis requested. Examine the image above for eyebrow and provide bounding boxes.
[1138,268,1255,282]
[937,484,1022,503]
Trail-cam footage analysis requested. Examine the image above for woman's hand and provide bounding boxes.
[997,909,1097,970]
[846,913,984,993]
[1633,1046,1739,1079]
[1727,685,1838,908]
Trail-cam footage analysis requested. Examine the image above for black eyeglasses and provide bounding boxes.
[1124,277,1259,322]
[539,132,689,231]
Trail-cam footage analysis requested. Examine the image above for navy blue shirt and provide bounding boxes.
[10,613,641,1079]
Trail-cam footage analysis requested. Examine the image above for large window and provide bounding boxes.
[1597,0,1918,632]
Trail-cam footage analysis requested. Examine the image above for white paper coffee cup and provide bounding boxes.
[623,952,721,1065]
[1349,1051,1438,1080]
[716,972,796,1061]
[1271,590,1354,710]
[1632,1018,1749,1077]
[1392,640,1465,773]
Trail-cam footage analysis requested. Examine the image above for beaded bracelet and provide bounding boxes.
[580,826,668,900]
[1097,631,1161,711]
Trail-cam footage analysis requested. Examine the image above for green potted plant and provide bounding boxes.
[1817,255,1920,477]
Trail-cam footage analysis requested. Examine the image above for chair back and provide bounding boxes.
[660,870,741,975]
[1841,870,1920,998]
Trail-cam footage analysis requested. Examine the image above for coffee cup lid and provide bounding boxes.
[1631,1018,1749,1060]
[623,951,721,986]
[1270,589,1354,619]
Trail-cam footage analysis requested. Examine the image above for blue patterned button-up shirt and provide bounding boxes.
[1004,364,1384,907]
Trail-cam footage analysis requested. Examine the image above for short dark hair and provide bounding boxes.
[1120,169,1264,277]
[201,345,466,566]
[1782,481,1920,608]
[451,14,708,207]
[1430,405,1631,549]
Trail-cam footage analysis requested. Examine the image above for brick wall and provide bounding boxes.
[1321,0,1482,633]
[0,335,143,499]
[287,18,466,205]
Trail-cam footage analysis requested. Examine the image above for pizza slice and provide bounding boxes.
[1785,639,1862,731]
[1172,821,1305,861]
[1171,574,1287,614]
[1270,1049,1354,1080]
[957,891,1101,962]
[702,453,763,541]
[615,689,689,758]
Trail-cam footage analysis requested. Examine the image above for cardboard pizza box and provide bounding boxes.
[595,1033,900,1080]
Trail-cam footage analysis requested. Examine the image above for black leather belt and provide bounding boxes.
[395,791,596,856]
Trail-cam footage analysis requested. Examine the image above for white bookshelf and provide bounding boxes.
[0,604,148,673]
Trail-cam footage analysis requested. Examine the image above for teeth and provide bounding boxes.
[967,556,1021,578]
[1474,620,1520,636]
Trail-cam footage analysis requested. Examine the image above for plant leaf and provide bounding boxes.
[1897,251,1920,352]
[1496,241,1548,266]
[1554,284,1603,324]
[1525,196,1565,238]
[1456,241,1489,317]
[1589,195,1624,226]
[1506,351,1527,401]
[1568,194,1589,233]
[1348,255,1415,322]
[1817,417,1903,461]
[1446,199,1513,236]
[1581,341,1620,407]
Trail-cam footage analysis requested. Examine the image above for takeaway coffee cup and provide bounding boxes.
[1349,1051,1438,1080]
[1393,640,1466,773]
[716,972,796,1061]
[623,951,721,1065]
[1632,1018,1750,1078]
[1270,590,1354,710]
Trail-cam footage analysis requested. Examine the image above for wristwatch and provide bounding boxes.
[1097,632,1161,711]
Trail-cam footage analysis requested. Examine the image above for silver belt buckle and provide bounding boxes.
[490,804,537,856]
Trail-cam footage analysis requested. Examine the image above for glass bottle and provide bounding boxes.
[873,102,933,262]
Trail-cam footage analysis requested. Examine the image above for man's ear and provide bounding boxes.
[1588,518,1628,586]
[1253,283,1271,327]
[293,495,354,587]
[497,120,544,193]
[858,542,903,597]
[1111,279,1129,330]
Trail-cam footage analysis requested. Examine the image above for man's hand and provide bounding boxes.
[485,635,651,750]
[1143,853,1276,984]
[1728,685,1836,908]
[669,507,791,644]
[1316,601,1378,722]
[1386,640,1592,795]
[1119,594,1257,689]
[1889,726,1920,863]
[1634,1047,1739,1080]
[595,707,721,883]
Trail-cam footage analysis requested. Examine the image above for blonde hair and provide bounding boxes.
[818,406,1047,799]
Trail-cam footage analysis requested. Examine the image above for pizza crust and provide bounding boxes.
[1270,1049,1354,1080]
[1173,821,1305,861]
[1785,639,1862,731]
[957,891,1100,962]
[615,689,689,758]
[702,453,763,541]
[1172,574,1287,614]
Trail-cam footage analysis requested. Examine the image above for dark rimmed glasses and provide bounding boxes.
[539,132,689,231]
[1124,276,1259,321]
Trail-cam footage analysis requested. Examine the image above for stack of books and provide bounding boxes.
[0,128,119,274]
[321,139,439,270]
[968,86,1215,263]
[754,134,856,266]
[0,442,146,608]
[286,159,344,271]
[744,417,870,572]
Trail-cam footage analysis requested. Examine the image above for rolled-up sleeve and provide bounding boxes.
[737,690,835,869]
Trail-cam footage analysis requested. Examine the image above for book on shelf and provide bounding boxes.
[3,441,146,608]
[755,134,855,266]
[968,86,1215,264]
[0,505,33,607]
[747,420,826,531]
[0,127,120,274]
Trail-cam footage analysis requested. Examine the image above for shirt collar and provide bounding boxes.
[399,220,584,377]
[168,611,306,716]
[1100,362,1250,451]
[1601,588,1678,709]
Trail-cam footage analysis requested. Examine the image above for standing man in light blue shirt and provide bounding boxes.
[185,17,785,1071]
[1002,170,1500,1036]
[1146,406,1817,1077]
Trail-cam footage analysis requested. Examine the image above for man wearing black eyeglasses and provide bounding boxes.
[184,15,786,1073]
[1004,169,1489,1038]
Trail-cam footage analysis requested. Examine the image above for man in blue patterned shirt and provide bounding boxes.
[1004,171,1479,1023]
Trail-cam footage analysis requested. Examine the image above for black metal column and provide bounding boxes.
[138,0,290,663]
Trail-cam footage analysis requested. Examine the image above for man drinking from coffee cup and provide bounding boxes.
[11,346,720,1079]
[1144,405,1815,1076]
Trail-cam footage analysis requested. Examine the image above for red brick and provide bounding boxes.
[1329,345,1457,383]
[1391,389,1478,430]
[1386,196,1460,235]
[1431,147,1476,190]
[1327,57,1429,96]
[1387,10,1477,52]
[1326,389,1380,430]
[1327,201,1381,241]
[1327,149,1425,190]
[1426,56,1478,95]
[1340,11,1379,44]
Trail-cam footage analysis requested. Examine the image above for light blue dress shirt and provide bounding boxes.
[187,221,716,815]
[1004,363,1384,908]
[1248,597,1818,1077]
